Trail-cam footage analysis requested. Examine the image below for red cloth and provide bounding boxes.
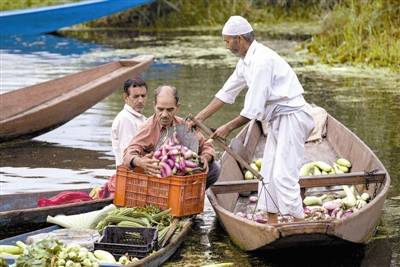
[98,174,116,199]
[37,191,92,207]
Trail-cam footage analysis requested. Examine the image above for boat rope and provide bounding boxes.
[188,116,280,219]
[251,178,280,220]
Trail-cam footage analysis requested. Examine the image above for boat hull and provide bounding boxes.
[0,55,153,142]
[0,0,154,36]
[0,189,112,238]
[0,220,192,267]
[207,114,390,251]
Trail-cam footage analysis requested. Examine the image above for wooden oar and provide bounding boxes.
[190,116,281,212]
[189,116,262,181]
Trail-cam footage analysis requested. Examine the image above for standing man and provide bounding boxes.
[192,16,315,223]
[111,77,148,166]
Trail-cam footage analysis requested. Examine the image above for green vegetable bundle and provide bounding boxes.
[95,206,173,244]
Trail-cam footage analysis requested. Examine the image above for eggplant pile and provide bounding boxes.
[153,133,202,177]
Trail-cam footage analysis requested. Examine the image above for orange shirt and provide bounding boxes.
[123,115,215,167]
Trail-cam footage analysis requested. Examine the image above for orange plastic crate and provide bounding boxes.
[114,166,206,217]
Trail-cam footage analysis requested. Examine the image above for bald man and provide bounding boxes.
[192,16,315,223]
[123,85,220,188]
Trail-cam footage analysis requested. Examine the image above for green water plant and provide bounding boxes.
[307,0,400,71]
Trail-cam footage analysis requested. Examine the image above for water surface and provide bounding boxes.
[0,30,399,266]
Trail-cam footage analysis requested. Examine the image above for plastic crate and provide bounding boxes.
[94,226,158,259]
[114,166,206,217]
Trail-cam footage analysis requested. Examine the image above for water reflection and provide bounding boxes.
[1,33,102,55]
[1,31,399,266]
[0,140,113,194]
[0,140,113,169]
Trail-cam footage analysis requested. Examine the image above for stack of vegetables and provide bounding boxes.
[0,205,176,265]
[235,196,296,224]
[300,158,352,176]
[0,242,25,260]
[234,183,371,224]
[5,239,100,267]
[303,185,371,221]
[235,195,266,223]
[243,158,262,180]
[0,239,138,266]
[152,133,202,177]
[95,206,173,244]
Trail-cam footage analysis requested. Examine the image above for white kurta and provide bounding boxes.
[111,104,146,166]
[216,40,315,218]
[258,109,314,218]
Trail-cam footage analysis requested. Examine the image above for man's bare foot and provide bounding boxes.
[267,212,278,224]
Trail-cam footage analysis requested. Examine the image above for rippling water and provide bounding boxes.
[0,31,399,266]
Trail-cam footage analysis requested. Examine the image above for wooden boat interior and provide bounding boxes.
[211,115,388,220]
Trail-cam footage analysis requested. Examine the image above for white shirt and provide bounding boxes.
[111,104,146,166]
[215,40,306,122]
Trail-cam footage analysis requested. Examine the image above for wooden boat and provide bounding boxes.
[0,220,192,267]
[207,115,390,250]
[0,188,113,238]
[0,55,153,142]
[0,0,154,36]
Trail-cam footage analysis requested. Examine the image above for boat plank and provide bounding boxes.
[210,171,386,194]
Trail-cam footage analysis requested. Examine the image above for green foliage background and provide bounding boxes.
[1,0,398,71]
[307,0,400,71]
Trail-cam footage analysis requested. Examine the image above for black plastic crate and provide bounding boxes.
[94,226,158,259]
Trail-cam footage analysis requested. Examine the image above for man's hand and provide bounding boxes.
[185,114,202,131]
[134,157,161,177]
[210,123,232,140]
[200,155,210,173]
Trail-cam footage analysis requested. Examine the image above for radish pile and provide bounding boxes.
[303,185,371,221]
[152,133,202,177]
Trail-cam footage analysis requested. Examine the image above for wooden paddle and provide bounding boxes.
[188,116,262,181]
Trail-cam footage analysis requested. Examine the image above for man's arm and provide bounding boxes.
[196,130,216,173]
[123,145,161,177]
[194,97,225,123]
[131,155,161,177]
[211,115,250,139]
[122,117,161,176]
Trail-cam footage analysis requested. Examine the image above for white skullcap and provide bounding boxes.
[222,16,253,36]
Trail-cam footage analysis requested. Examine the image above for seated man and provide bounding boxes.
[111,77,148,166]
[123,85,219,188]
[96,77,147,198]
